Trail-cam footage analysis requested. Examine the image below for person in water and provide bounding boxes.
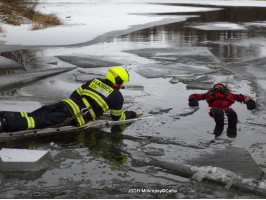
[188,83,256,138]
[0,66,138,133]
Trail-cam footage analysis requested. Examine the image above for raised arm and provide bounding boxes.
[188,93,208,107]
[232,93,256,110]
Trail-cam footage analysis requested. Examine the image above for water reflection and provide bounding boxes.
[118,5,266,63]
[0,169,48,180]
[0,89,19,96]
[0,49,40,75]
[0,69,24,76]
[75,125,127,167]
[0,124,129,167]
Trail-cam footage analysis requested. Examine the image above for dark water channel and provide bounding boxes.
[0,3,266,199]
[118,4,266,63]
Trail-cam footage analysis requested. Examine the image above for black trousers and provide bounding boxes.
[209,107,238,129]
[3,102,74,132]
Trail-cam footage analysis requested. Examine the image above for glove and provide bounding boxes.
[125,111,137,119]
[247,100,256,110]
[130,111,137,118]
[189,98,199,107]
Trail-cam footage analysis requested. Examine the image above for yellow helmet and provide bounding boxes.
[105,66,129,85]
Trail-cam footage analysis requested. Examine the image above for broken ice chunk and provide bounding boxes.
[0,148,51,172]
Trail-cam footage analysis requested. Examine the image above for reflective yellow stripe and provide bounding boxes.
[111,108,126,120]
[62,99,85,126]
[76,86,83,96]
[82,97,90,108]
[26,117,35,129]
[21,112,28,117]
[82,97,97,120]
[110,108,123,116]
[119,112,126,120]
[82,89,109,112]
[20,112,35,129]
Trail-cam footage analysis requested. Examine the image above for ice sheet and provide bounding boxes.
[0,148,48,162]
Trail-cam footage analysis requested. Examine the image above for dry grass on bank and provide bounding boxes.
[0,0,63,30]
[0,25,4,33]
[0,25,6,37]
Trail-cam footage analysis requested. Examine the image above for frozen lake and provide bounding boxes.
[0,0,265,198]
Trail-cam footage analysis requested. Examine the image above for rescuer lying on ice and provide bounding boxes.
[188,83,256,138]
[0,66,140,133]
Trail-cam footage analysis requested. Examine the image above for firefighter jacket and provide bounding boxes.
[189,88,254,110]
[62,78,133,127]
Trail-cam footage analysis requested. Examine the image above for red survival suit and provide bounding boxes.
[189,87,253,111]
[188,83,256,137]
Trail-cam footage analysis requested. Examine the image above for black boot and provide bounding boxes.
[227,128,237,138]
[0,119,4,133]
[0,111,6,119]
[213,125,224,137]
[0,118,8,133]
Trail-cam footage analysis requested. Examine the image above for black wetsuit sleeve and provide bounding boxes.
[109,91,136,121]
